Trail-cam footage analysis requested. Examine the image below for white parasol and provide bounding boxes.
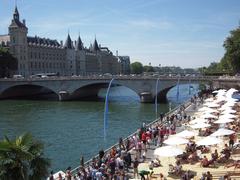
[204,98,214,102]
[214,118,234,124]
[210,128,235,137]
[190,123,211,129]
[202,113,218,119]
[189,118,208,125]
[219,114,237,119]
[198,107,214,112]
[175,130,195,138]
[221,109,236,114]
[163,136,189,145]
[154,146,183,157]
[204,102,220,108]
[196,136,222,146]
[204,109,219,114]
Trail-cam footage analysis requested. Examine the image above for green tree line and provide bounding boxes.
[0,47,18,78]
[201,26,240,75]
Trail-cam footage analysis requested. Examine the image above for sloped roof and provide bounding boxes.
[64,34,73,49]
[27,36,60,47]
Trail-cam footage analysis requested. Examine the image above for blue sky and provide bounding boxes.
[0,0,240,68]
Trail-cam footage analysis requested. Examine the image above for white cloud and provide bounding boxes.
[127,19,173,30]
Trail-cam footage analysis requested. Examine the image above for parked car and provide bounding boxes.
[13,75,24,79]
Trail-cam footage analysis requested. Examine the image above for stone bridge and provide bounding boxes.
[0,76,236,103]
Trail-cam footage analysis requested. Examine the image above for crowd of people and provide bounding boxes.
[48,89,240,180]
[48,93,198,180]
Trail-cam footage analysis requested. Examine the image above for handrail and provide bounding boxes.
[70,98,192,174]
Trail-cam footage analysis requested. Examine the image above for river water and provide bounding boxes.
[0,84,198,171]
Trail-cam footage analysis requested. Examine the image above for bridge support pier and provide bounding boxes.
[58,91,70,101]
[140,92,153,103]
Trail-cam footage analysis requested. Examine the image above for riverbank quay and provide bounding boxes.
[53,96,197,179]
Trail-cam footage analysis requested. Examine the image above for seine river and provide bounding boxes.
[0,84,198,171]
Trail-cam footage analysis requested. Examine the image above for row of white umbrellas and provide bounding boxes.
[154,88,238,157]
[154,128,235,157]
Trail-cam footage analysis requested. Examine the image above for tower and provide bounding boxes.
[75,35,86,75]
[93,37,100,51]
[8,6,29,76]
[64,33,76,75]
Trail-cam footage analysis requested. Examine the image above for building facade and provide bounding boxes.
[0,7,130,77]
[118,56,131,74]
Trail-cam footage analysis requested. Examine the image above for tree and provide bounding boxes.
[0,47,18,78]
[130,61,143,74]
[222,27,240,73]
[143,65,154,72]
[0,133,50,180]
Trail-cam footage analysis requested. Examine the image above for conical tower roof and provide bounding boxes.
[64,33,73,49]
[93,38,100,51]
[13,6,19,20]
[76,35,83,50]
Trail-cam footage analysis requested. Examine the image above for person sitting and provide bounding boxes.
[189,141,197,152]
[200,173,206,180]
[168,164,175,175]
[200,146,210,153]
[152,158,161,167]
[225,160,240,169]
[219,144,231,162]
[181,170,195,180]
[188,151,199,164]
[206,171,213,180]
[177,152,189,163]
[201,156,210,167]
[175,160,183,175]
[208,149,219,165]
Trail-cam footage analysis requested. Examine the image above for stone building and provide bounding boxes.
[0,7,128,77]
[118,56,131,74]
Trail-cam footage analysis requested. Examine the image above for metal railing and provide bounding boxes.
[70,99,193,175]
[0,75,223,82]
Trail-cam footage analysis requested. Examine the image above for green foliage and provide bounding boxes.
[199,83,207,91]
[143,65,154,72]
[200,27,240,75]
[0,47,18,77]
[222,27,240,73]
[130,61,143,74]
[0,133,50,180]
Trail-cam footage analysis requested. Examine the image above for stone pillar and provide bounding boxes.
[58,91,70,101]
[140,92,153,103]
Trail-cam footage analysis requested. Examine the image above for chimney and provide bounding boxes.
[23,19,26,25]
[116,50,118,57]
[60,40,63,46]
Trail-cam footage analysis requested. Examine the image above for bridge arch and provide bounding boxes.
[69,81,140,101]
[0,84,59,100]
